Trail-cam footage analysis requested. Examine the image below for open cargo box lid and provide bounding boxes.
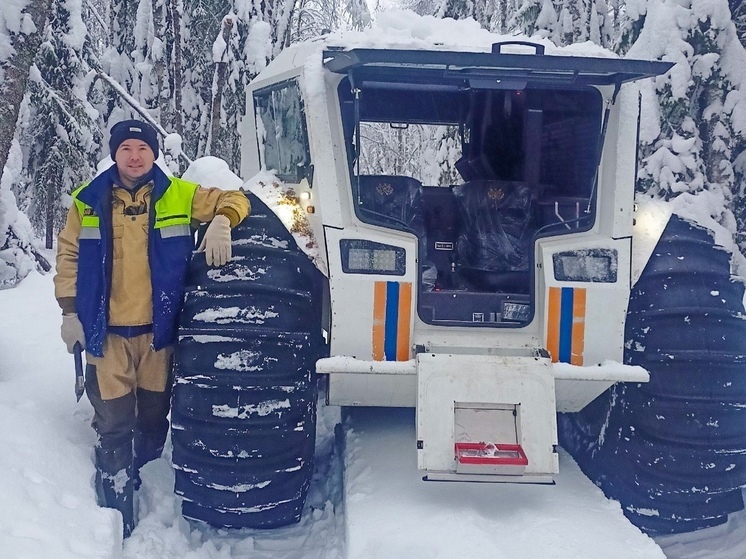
[323,44,674,88]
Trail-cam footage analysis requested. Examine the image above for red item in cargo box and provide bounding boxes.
[455,442,528,475]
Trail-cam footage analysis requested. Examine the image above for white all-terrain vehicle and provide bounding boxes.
[172,36,746,535]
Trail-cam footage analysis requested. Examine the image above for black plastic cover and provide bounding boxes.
[452,181,536,291]
[324,47,673,87]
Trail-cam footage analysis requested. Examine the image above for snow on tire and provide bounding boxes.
[560,215,746,534]
[172,191,325,529]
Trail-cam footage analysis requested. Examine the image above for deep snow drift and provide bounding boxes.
[0,270,344,559]
[343,407,664,559]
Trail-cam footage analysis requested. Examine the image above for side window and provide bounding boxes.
[254,79,311,183]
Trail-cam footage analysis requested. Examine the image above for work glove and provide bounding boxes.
[61,313,86,354]
[197,214,232,267]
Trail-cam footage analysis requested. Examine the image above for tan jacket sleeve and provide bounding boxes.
[54,203,83,315]
[191,187,250,228]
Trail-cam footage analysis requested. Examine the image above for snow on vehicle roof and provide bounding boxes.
[327,9,615,57]
[252,9,626,87]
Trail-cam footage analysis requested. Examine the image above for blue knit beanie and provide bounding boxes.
[109,119,159,158]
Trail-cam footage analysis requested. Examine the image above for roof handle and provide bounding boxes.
[492,41,545,55]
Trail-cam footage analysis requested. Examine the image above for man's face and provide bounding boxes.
[115,139,155,187]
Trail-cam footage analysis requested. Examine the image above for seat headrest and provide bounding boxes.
[357,175,422,204]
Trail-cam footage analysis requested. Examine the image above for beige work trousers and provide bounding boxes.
[86,332,173,400]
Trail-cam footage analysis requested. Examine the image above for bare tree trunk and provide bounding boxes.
[0,0,53,177]
[701,83,731,190]
[43,145,62,249]
[171,0,184,136]
[208,16,234,156]
[46,168,55,249]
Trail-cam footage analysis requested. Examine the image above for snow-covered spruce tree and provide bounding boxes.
[0,0,53,175]
[407,0,616,46]
[510,0,553,39]
[292,0,370,43]
[292,0,335,43]
[82,0,109,55]
[206,11,244,168]
[96,0,140,124]
[621,0,746,249]
[82,0,373,176]
[18,0,103,249]
[554,0,615,48]
[730,0,746,48]
[93,0,173,133]
[403,0,505,33]
[138,0,284,173]
[0,140,49,289]
[133,0,194,166]
[177,1,230,163]
[199,0,370,172]
[0,0,54,286]
[89,0,195,170]
[131,0,162,117]
[503,0,617,47]
[345,0,371,30]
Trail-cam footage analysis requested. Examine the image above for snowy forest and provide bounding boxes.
[0,0,745,289]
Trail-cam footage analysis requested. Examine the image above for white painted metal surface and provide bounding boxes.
[416,352,559,478]
[319,356,649,411]
[554,361,650,412]
[325,226,418,359]
[328,371,417,408]
[539,236,632,365]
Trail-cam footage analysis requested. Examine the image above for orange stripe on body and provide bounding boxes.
[571,288,586,366]
[546,287,561,362]
[372,281,387,360]
[396,282,412,361]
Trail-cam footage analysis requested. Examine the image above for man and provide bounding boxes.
[54,119,250,538]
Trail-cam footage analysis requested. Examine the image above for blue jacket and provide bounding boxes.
[73,165,197,357]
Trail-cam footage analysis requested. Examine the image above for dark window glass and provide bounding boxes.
[254,80,311,182]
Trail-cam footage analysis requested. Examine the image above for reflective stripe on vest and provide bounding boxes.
[79,227,102,239]
[160,224,191,238]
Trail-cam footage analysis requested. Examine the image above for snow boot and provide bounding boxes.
[95,444,136,539]
[132,387,170,490]
[133,429,167,491]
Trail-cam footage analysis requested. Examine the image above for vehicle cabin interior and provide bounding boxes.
[339,77,603,327]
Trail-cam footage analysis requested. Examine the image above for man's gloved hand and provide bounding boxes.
[61,313,86,354]
[197,214,232,267]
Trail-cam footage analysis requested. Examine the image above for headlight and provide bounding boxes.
[502,301,531,322]
[552,248,617,282]
[341,239,405,275]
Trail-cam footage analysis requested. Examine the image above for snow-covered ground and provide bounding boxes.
[0,270,344,559]
[2,269,745,558]
[343,406,666,559]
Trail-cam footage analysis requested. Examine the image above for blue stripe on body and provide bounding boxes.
[558,287,574,363]
[384,282,400,361]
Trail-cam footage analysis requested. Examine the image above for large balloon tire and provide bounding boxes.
[559,215,746,534]
[171,192,326,529]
